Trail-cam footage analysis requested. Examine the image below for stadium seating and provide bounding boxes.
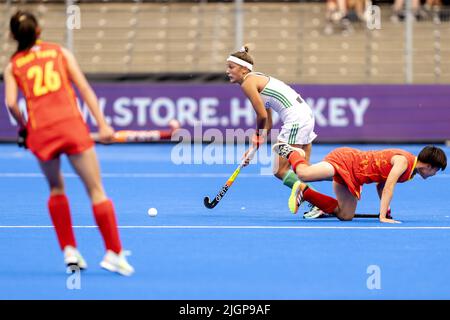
[0,1,449,83]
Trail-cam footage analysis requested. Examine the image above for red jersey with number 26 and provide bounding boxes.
[11,41,80,130]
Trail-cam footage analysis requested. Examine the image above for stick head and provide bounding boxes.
[203,196,216,209]
[204,196,212,208]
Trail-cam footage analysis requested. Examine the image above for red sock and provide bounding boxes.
[48,194,76,250]
[288,151,307,173]
[93,200,122,254]
[302,187,339,214]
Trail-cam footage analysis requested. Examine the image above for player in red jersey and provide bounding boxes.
[272,143,447,223]
[4,11,134,275]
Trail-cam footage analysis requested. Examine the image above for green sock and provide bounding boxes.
[282,170,299,189]
[282,170,316,191]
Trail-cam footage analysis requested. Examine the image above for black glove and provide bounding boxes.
[17,128,28,149]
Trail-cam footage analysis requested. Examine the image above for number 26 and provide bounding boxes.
[27,61,62,97]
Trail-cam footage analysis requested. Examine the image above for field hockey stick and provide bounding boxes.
[354,214,380,218]
[91,120,180,143]
[355,212,395,219]
[307,213,382,219]
[204,147,257,209]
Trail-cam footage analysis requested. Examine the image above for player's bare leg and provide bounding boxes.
[273,143,340,215]
[273,142,311,180]
[333,182,357,221]
[39,157,65,195]
[39,158,87,269]
[273,155,292,180]
[295,161,335,182]
[273,142,323,217]
[67,147,106,204]
[68,147,134,276]
[273,142,335,181]
[301,143,312,162]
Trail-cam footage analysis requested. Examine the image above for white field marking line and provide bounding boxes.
[0,173,270,178]
[1,225,450,230]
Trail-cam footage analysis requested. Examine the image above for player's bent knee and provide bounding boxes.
[337,214,354,221]
[273,170,285,180]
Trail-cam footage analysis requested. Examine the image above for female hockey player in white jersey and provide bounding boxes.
[226,45,322,218]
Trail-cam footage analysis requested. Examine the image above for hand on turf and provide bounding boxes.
[379,217,401,224]
[97,124,115,144]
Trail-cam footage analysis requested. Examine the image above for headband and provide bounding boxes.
[226,55,253,71]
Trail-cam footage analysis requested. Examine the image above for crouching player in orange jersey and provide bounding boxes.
[272,143,447,223]
[4,11,134,275]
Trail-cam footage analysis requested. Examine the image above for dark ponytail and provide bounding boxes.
[10,11,39,53]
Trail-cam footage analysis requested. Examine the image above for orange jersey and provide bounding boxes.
[325,147,417,199]
[11,41,80,130]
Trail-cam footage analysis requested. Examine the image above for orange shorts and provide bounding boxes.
[324,147,362,200]
[27,117,94,162]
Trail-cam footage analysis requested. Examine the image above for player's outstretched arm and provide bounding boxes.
[241,76,268,166]
[61,47,114,143]
[241,76,268,137]
[379,155,408,223]
[4,63,26,128]
[376,182,393,218]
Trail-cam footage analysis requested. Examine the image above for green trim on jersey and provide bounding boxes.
[261,88,293,108]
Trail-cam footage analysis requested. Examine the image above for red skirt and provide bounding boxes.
[27,117,94,162]
[324,147,362,199]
